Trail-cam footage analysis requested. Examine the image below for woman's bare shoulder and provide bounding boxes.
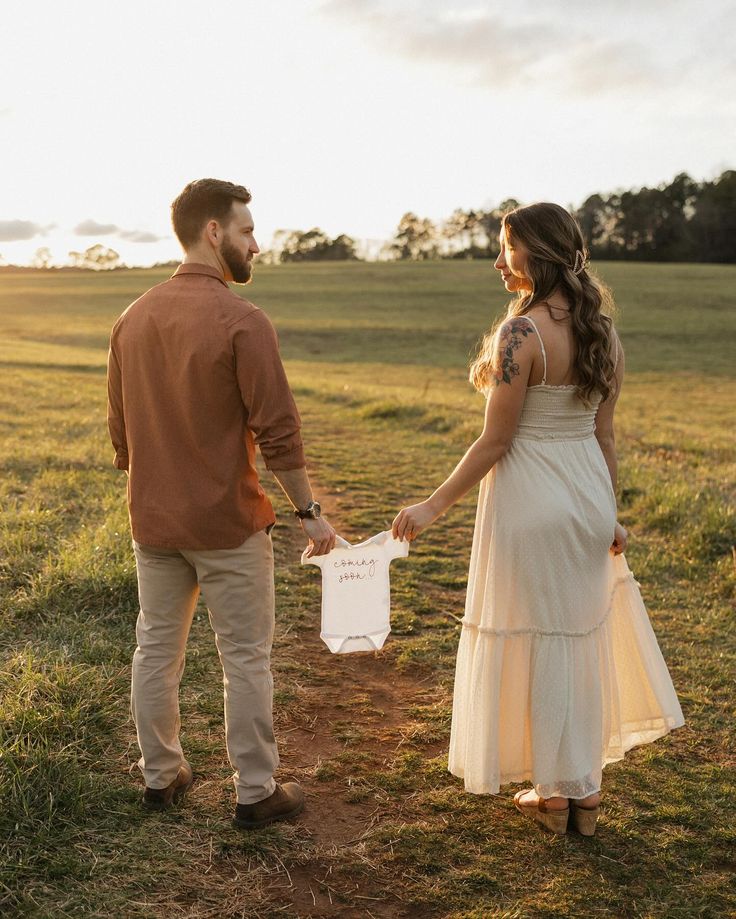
[498,313,536,329]
[495,315,538,342]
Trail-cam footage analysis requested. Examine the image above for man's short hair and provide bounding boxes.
[171,179,252,248]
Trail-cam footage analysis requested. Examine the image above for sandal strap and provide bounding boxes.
[538,799,569,814]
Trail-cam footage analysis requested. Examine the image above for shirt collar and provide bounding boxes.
[171,263,229,287]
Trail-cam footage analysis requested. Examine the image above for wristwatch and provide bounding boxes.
[294,500,321,520]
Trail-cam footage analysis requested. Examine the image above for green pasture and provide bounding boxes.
[0,261,734,917]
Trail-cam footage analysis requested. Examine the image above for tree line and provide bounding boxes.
[268,170,733,264]
[0,244,127,271]
[3,170,732,269]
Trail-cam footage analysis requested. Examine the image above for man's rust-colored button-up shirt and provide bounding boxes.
[107,263,306,549]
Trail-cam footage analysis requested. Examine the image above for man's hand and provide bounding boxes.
[301,516,337,557]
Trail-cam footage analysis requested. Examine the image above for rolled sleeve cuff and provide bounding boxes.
[261,442,307,471]
[113,450,129,471]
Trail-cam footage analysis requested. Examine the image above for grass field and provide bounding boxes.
[0,261,734,918]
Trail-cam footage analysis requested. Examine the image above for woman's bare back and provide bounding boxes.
[525,302,578,387]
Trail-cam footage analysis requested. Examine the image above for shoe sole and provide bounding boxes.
[514,800,569,835]
[571,805,599,836]
[232,799,305,830]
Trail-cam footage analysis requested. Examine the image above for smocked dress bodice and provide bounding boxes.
[515,385,600,442]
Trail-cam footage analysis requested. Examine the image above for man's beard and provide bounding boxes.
[221,236,252,284]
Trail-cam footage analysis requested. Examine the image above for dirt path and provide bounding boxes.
[263,490,446,917]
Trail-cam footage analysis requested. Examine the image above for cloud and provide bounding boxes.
[74,219,165,243]
[0,220,46,241]
[556,38,663,95]
[320,0,721,96]
[323,1,543,85]
[117,229,165,243]
[74,219,120,236]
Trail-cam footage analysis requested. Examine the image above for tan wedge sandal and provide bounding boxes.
[570,801,600,836]
[513,790,569,835]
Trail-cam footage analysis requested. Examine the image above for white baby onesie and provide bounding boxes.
[302,530,409,654]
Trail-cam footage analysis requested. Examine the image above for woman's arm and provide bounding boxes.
[392,318,538,541]
[596,432,618,492]
[595,330,628,555]
[594,330,625,493]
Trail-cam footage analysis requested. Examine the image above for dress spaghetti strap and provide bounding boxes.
[523,315,547,385]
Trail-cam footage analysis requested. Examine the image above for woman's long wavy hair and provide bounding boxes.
[470,202,618,406]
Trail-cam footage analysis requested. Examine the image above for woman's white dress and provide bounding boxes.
[448,318,684,799]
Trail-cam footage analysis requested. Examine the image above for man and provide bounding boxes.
[107,178,336,829]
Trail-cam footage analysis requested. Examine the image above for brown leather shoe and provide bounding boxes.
[233,782,305,829]
[142,762,194,811]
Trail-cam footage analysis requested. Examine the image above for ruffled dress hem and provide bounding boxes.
[449,713,684,797]
[448,554,685,800]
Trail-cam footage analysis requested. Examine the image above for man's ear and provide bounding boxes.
[204,219,220,246]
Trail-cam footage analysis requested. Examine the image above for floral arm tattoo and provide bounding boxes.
[493,318,535,386]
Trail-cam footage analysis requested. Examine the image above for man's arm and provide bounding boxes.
[232,310,335,555]
[271,467,336,557]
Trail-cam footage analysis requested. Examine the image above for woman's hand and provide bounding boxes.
[611,522,628,555]
[392,500,440,542]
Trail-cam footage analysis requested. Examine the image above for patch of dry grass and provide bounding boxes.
[0,263,734,917]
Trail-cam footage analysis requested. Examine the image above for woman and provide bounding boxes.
[392,203,684,836]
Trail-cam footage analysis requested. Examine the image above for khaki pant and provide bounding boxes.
[131,529,278,804]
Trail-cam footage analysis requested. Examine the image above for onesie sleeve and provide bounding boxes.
[301,547,324,568]
[384,532,410,561]
[301,535,351,567]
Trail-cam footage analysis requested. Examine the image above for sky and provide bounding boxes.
[0,0,733,266]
